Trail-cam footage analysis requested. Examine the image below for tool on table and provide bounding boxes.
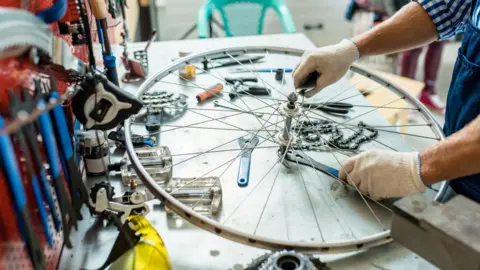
[8,92,54,247]
[284,149,339,178]
[122,30,157,83]
[76,130,110,175]
[225,76,271,100]
[0,116,45,270]
[275,68,286,81]
[72,72,143,130]
[196,83,224,103]
[201,55,265,71]
[108,130,155,148]
[92,0,119,85]
[227,67,293,74]
[237,136,259,187]
[37,99,78,248]
[296,71,320,96]
[178,51,197,80]
[300,102,353,115]
[213,100,263,117]
[49,90,92,219]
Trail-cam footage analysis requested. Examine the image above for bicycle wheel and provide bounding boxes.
[124,46,448,253]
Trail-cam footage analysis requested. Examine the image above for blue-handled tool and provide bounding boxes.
[37,100,77,248]
[8,91,54,247]
[49,89,92,219]
[228,68,293,73]
[0,116,45,270]
[237,136,259,187]
[284,150,339,178]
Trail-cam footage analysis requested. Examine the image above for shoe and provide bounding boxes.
[419,91,445,112]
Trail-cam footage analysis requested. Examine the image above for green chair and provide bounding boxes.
[197,0,296,38]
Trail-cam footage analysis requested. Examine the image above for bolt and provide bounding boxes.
[287,92,297,109]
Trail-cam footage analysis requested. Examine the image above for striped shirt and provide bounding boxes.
[416,0,473,39]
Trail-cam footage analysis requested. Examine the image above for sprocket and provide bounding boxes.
[90,182,116,204]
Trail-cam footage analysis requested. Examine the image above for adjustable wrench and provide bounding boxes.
[237,136,259,187]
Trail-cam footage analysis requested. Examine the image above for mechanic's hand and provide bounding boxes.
[293,39,359,98]
[339,150,426,200]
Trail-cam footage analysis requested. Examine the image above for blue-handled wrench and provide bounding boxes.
[37,99,77,248]
[237,136,259,187]
[0,116,45,269]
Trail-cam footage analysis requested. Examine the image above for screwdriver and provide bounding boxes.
[92,0,119,85]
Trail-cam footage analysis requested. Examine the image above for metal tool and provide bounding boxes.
[92,0,119,85]
[201,55,264,71]
[37,99,78,248]
[284,149,339,178]
[237,136,259,187]
[49,90,92,219]
[228,67,293,73]
[18,88,63,232]
[0,116,46,270]
[225,76,271,100]
[72,72,143,130]
[300,102,353,115]
[8,91,54,247]
[296,71,320,96]
[213,100,264,117]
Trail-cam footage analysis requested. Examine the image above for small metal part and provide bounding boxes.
[162,177,222,217]
[275,68,284,81]
[120,146,172,187]
[90,182,149,224]
[258,250,318,270]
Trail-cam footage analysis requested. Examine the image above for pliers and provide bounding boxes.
[300,102,353,115]
[225,76,271,99]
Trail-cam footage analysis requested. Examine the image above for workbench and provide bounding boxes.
[58,33,438,270]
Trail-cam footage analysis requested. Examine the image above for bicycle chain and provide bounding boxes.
[292,120,378,151]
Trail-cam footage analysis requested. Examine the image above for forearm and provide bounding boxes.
[352,2,438,57]
[421,115,480,185]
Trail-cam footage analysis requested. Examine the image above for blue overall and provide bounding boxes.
[444,19,480,202]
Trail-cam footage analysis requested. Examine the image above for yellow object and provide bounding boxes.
[178,51,196,80]
[111,216,172,270]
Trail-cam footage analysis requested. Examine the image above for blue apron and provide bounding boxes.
[444,19,480,202]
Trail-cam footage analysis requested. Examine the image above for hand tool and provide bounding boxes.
[213,100,264,117]
[200,55,265,71]
[196,83,224,103]
[296,71,320,96]
[108,130,155,148]
[284,149,339,178]
[225,76,271,100]
[227,67,293,73]
[18,88,63,232]
[49,90,92,219]
[0,116,46,270]
[72,72,143,130]
[92,0,119,85]
[300,102,353,115]
[8,91,54,247]
[237,136,259,187]
[37,99,78,248]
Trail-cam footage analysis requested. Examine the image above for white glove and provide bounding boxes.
[339,150,426,200]
[293,39,359,98]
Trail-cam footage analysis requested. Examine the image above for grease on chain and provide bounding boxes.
[292,120,378,151]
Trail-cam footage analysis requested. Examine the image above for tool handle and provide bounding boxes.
[324,102,353,108]
[37,101,62,179]
[237,156,251,187]
[50,92,74,160]
[31,177,54,247]
[225,76,258,84]
[245,86,270,96]
[104,54,119,86]
[318,106,349,115]
[91,0,108,19]
[196,83,223,102]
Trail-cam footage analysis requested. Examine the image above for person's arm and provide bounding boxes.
[352,1,438,57]
[421,115,480,185]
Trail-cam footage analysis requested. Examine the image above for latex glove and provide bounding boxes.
[339,150,426,200]
[293,39,359,98]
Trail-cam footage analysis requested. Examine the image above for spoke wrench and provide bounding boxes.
[237,136,259,187]
[284,149,339,178]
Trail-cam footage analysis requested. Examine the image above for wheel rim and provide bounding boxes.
[124,46,447,253]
